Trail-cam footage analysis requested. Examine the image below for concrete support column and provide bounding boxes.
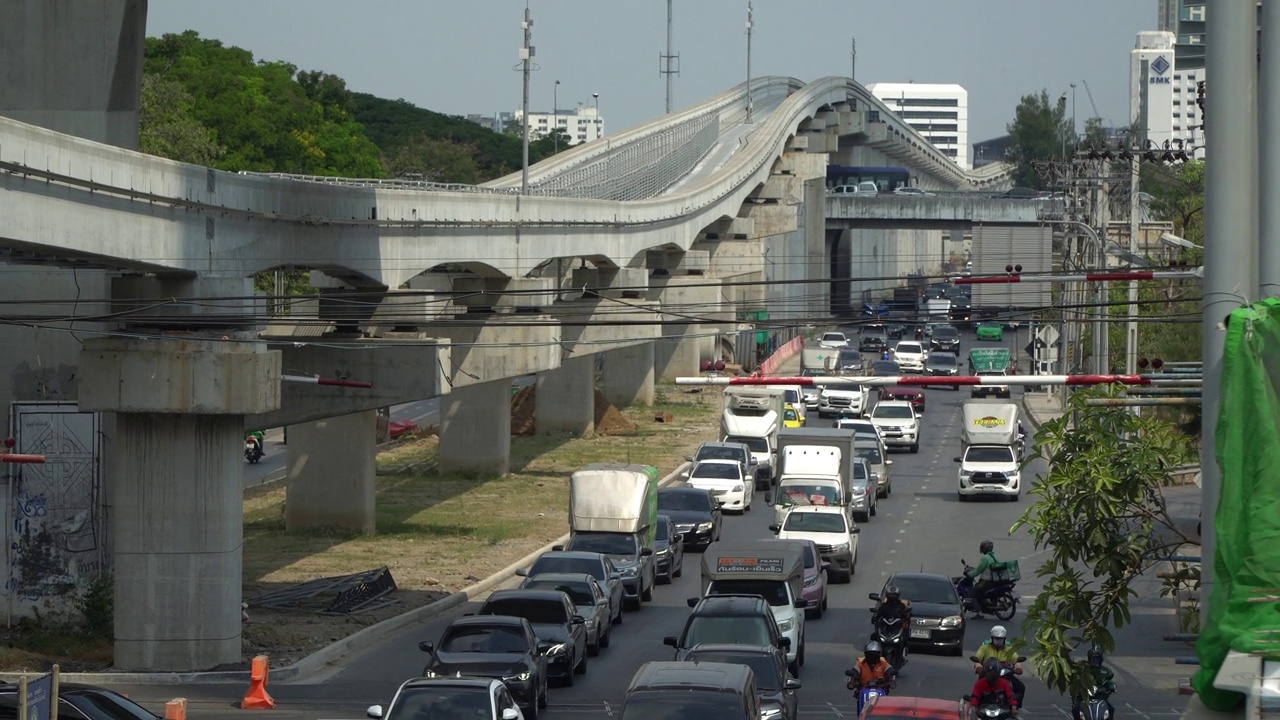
[535,356,596,436]
[78,338,280,671]
[284,410,377,533]
[602,343,655,408]
[439,380,511,477]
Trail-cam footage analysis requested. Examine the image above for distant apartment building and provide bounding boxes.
[1129,30,1205,159]
[867,83,969,170]
[466,106,604,145]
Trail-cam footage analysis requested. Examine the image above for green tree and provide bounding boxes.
[383,135,483,184]
[1005,89,1075,190]
[138,72,225,165]
[1081,117,1108,151]
[1012,385,1197,697]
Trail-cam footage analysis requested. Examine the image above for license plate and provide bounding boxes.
[910,628,931,639]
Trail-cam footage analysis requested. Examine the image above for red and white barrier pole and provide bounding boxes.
[281,374,373,389]
[0,453,45,464]
[953,269,1201,285]
[675,374,1176,388]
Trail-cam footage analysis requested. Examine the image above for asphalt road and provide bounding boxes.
[117,330,1199,719]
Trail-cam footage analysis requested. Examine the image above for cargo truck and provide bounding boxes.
[955,402,1023,502]
[722,386,787,487]
[563,463,660,608]
[697,541,808,675]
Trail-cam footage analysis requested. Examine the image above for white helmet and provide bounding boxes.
[991,625,1007,646]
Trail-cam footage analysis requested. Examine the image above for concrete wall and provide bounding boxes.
[843,227,945,305]
[0,0,146,149]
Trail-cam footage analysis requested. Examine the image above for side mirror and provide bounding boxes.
[685,454,694,462]
[552,545,565,552]
[768,524,781,533]
[610,572,622,581]
[886,460,894,466]
[687,597,700,608]
[641,547,654,557]
[953,457,962,463]
[851,527,861,534]
[367,705,385,720]
[786,678,803,690]
[570,615,585,625]
[821,562,831,572]
[418,641,435,654]
[868,593,881,601]
[501,709,521,720]
[663,636,679,647]
[515,568,528,577]
[793,598,807,609]
[778,637,792,650]
[844,668,856,677]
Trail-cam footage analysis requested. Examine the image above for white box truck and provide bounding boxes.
[722,386,786,487]
[564,463,660,608]
[955,401,1023,502]
[772,445,849,526]
[698,541,807,674]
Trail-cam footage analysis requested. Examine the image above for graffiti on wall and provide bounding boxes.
[7,403,102,608]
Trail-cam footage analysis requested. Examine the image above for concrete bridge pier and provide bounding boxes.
[439,379,512,477]
[601,343,655,408]
[535,355,595,436]
[77,337,281,672]
[284,410,377,533]
[648,251,725,381]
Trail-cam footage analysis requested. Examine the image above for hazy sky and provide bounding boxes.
[146,1,1156,146]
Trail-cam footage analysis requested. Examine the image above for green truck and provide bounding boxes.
[968,349,1012,399]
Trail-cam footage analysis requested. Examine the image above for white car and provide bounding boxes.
[770,505,859,583]
[868,400,921,453]
[686,459,754,513]
[817,385,866,418]
[892,341,926,373]
[833,417,881,440]
[368,676,525,720]
[956,444,1022,501]
[818,332,850,349]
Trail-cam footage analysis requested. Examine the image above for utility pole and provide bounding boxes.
[850,37,856,81]
[745,1,754,124]
[553,79,560,154]
[1201,0,1259,633]
[660,0,679,114]
[1263,0,1280,287]
[1126,61,1149,376]
[519,4,534,195]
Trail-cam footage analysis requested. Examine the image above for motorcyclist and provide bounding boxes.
[974,625,1025,705]
[872,584,913,631]
[964,540,1002,616]
[1071,647,1117,720]
[848,641,896,692]
[969,657,1019,715]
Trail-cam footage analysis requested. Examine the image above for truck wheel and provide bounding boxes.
[910,442,919,453]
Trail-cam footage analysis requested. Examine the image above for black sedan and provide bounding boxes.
[872,360,902,376]
[519,551,624,625]
[479,589,588,685]
[420,615,549,716]
[0,683,161,718]
[682,643,802,720]
[657,486,722,550]
[869,573,967,655]
[654,514,685,583]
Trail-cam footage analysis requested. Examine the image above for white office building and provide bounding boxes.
[518,105,604,145]
[867,83,969,169]
[1130,30,1204,158]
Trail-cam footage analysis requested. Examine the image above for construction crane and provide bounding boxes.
[1081,79,1102,120]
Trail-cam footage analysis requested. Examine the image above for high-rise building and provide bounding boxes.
[1129,31,1205,159]
[466,105,604,145]
[866,83,969,169]
[1159,1,1261,71]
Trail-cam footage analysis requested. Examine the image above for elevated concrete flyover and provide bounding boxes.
[826,193,1050,230]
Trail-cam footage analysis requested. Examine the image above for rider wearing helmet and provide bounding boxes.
[872,584,913,631]
[974,626,1025,705]
[970,657,1019,713]
[1070,647,1116,720]
[849,641,896,692]
[964,540,1002,616]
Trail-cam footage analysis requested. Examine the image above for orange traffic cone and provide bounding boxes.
[164,698,187,720]
[241,655,276,709]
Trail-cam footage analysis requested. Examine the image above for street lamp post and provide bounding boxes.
[553,80,560,153]
[592,92,600,140]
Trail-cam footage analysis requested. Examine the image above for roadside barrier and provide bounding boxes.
[164,698,187,719]
[240,656,275,709]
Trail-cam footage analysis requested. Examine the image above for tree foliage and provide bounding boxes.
[1005,89,1075,190]
[383,134,484,184]
[139,72,225,165]
[1012,385,1198,697]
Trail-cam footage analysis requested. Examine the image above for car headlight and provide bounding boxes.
[777,619,794,632]
[544,643,568,656]
[504,671,532,682]
[804,575,818,587]
[831,543,850,553]
[940,614,964,628]
[696,522,713,532]
[619,566,638,577]
[761,708,784,719]
[733,484,744,493]
[959,469,973,478]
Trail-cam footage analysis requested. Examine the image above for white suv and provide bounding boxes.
[868,400,921,453]
[892,341,926,373]
[686,459,754,512]
[817,385,866,418]
[818,332,850,349]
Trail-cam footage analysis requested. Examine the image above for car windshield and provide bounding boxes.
[966,446,1016,463]
[568,533,637,556]
[891,576,959,605]
[441,626,530,653]
[523,580,595,606]
[659,491,712,512]
[709,579,790,607]
[897,343,922,354]
[530,557,604,581]
[839,350,862,364]
[684,616,772,646]
[873,405,914,419]
[655,521,670,541]
[725,435,769,453]
[621,691,754,720]
[853,462,869,480]
[784,408,799,422]
[62,691,157,720]
[934,328,959,339]
[855,446,884,465]
[778,484,840,507]
[822,333,846,342]
[873,362,900,374]
[696,446,743,462]
[929,354,957,367]
[801,369,830,377]
[684,652,780,690]
[783,512,847,533]
[388,686,493,719]
[691,463,741,480]
[801,544,816,569]
[483,598,568,625]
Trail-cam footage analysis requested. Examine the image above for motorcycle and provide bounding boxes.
[953,561,1018,620]
[1078,685,1115,720]
[872,614,909,671]
[845,672,895,715]
[244,432,265,464]
[971,654,1027,708]
[965,698,1016,720]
